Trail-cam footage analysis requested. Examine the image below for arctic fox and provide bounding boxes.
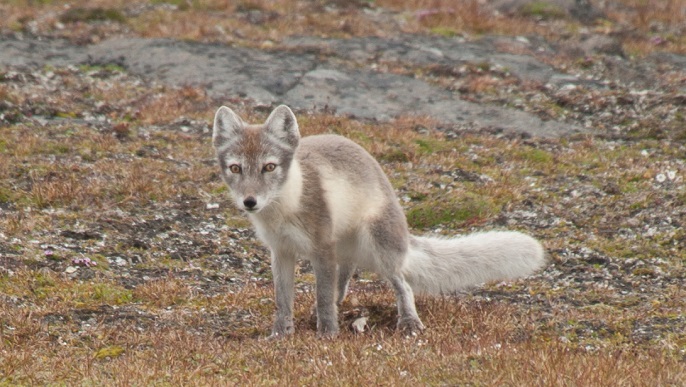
[212,105,546,338]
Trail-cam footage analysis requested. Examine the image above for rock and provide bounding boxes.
[580,35,624,57]
[65,266,78,274]
[0,35,583,138]
[491,0,606,24]
[351,317,368,334]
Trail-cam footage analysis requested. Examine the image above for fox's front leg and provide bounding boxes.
[269,251,296,339]
[312,248,339,337]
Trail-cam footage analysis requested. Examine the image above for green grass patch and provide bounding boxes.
[0,185,15,204]
[377,147,410,162]
[94,345,125,360]
[43,141,72,155]
[78,63,126,74]
[517,147,553,165]
[88,283,134,305]
[59,7,127,24]
[406,193,498,229]
[55,111,78,119]
[430,26,459,38]
[519,1,566,19]
[414,137,452,155]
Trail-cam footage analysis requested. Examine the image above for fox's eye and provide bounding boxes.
[263,163,276,173]
[229,165,241,174]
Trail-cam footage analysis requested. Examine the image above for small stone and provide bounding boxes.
[515,36,530,45]
[351,317,368,334]
[65,266,78,274]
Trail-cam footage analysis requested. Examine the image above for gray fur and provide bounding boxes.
[212,105,547,338]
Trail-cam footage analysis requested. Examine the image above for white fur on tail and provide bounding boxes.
[402,231,546,295]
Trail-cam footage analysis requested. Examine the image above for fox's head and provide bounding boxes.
[212,105,300,214]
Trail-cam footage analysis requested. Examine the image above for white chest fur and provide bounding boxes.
[248,160,312,257]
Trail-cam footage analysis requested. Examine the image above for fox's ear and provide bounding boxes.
[264,105,300,149]
[213,106,244,148]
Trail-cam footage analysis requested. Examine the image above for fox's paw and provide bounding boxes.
[316,319,340,339]
[267,322,294,340]
[397,317,425,336]
[266,330,293,341]
[316,329,340,340]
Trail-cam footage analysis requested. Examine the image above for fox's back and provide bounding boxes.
[297,135,388,185]
[295,134,401,237]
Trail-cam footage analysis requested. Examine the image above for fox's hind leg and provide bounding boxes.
[388,272,425,333]
[336,262,356,305]
[367,204,425,334]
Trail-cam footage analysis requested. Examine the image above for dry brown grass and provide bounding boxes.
[133,275,195,308]
[605,0,685,31]
[379,0,543,36]
[601,0,686,55]
[2,96,685,382]
[1,23,685,384]
[2,285,684,384]
[1,0,684,54]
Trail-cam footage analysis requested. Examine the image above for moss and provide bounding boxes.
[345,131,372,147]
[83,283,134,305]
[415,138,451,155]
[519,1,566,19]
[430,26,459,38]
[88,254,110,270]
[0,185,14,204]
[59,7,126,24]
[55,111,78,119]
[94,345,125,360]
[234,1,267,13]
[0,271,61,300]
[47,142,71,155]
[407,191,428,202]
[406,193,498,229]
[475,61,491,72]
[78,63,126,74]
[677,190,686,206]
[415,139,435,154]
[378,148,409,163]
[518,147,553,165]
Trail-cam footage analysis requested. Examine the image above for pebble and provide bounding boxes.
[65,266,78,274]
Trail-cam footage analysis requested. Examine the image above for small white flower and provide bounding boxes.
[667,170,677,181]
[640,149,649,157]
[656,173,666,183]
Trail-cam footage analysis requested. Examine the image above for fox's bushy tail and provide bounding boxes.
[401,231,546,295]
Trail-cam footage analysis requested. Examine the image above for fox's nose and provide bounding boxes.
[243,196,257,210]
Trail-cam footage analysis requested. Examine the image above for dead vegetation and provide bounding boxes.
[1,0,686,385]
[1,62,685,384]
[0,0,685,55]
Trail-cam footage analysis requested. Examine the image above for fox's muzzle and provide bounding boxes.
[243,196,257,211]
